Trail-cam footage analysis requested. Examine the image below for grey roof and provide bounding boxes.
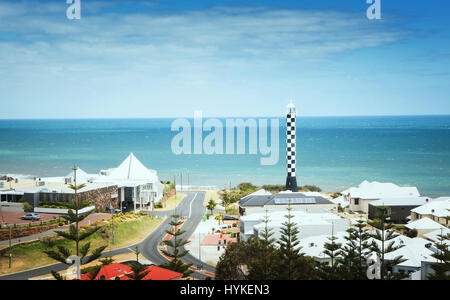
[239,192,333,207]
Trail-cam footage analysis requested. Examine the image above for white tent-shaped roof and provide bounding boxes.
[107,153,157,181]
[65,168,90,184]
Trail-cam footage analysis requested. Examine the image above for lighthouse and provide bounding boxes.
[285,102,298,192]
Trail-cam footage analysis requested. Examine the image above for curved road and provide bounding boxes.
[141,191,216,279]
[0,191,215,280]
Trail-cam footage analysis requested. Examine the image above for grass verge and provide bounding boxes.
[0,214,163,276]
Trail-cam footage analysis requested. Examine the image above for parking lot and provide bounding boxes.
[0,211,58,226]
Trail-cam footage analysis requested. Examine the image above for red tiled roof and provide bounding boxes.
[80,263,183,280]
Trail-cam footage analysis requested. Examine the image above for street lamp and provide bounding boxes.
[109,206,115,245]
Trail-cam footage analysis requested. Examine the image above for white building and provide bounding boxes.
[240,210,349,242]
[405,218,448,238]
[299,232,437,277]
[343,180,420,213]
[410,198,450,226]
[4,153,164,212]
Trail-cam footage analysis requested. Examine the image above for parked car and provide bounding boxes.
[21,213,41,221]
[222,216,239,221]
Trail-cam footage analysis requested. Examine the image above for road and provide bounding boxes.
[140,191,216,279]
[0,191,215,280]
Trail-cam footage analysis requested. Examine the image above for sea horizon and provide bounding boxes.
[1,114,449,121]
[0,115,449,197]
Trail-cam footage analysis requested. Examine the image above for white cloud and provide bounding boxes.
[0,2,412,117]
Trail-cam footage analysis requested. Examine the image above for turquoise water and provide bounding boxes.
[0,116,449,197]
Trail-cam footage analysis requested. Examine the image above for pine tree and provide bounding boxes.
[318,226,342,280]
[160,214,193,277]
[427,231,450,280]
[248,209,277,280]
[277,201,303,280]
[125,261,151,280]
[338,220,371,280]
[368,206,407,280]
[44,166,107,279]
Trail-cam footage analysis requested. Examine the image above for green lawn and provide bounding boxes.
[0,214,163,275]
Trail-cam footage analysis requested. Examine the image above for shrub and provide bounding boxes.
[154,202,163,209]
[405,228,418,238]
[23,202,33,212]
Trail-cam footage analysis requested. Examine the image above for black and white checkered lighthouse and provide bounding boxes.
[285,102,298,192]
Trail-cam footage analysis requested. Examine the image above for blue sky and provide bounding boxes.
[0,0,449,118]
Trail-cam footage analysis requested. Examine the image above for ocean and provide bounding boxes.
[0,115,449,197]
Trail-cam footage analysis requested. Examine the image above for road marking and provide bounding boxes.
[188,192,198,218]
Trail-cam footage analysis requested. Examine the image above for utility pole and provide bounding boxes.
[187,171,189,191]
[9,225,12,268]
[110,206,115,245]
[180,172,183,192]
[174,175,176,197]
[198,232,203,271]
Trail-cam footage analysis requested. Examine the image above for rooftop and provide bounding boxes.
[411,199,450,218]
[239,191,333,207]
[369,196,433,207]
[80,263,183,280]
[405,218,447,230]
[342,180,420,199]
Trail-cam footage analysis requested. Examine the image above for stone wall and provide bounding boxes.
[80,185,119,213]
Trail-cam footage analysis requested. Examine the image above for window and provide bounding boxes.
[354,198,359,205]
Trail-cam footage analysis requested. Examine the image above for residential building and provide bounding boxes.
[239,210,349,242]
[343,180,420,213]
[405,218,447,238]
[368,197,433,224]
[410,198,450,226]
[239,191,337,216]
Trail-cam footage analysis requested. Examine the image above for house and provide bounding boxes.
[329,195,349,210]
[239,191,337,216]
[405,218,447,238]
[239,210,349,242]
[343,181,420,213]
[80,263,183,280]
[423,227,450,245]
[299,232,437,277]
[368,197,433,224]
[410,198,450,226]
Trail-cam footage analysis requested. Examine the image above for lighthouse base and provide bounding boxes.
[285,176,298,192]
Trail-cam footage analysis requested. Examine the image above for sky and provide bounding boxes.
[0,0,449,118]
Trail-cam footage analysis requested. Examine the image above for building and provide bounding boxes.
[405,218,447,238]
[368,197,433,224]
[410,198,450,226]
[0,153,163,212]
[80,263,183,280]
[285,102,298,192]
[239,191,337,216]
[343,180,420,213]
[92,153,163,211]
[423,227,450,245]
[240,209,349,242]
[0,178,118,213]
[299,232,437,277]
